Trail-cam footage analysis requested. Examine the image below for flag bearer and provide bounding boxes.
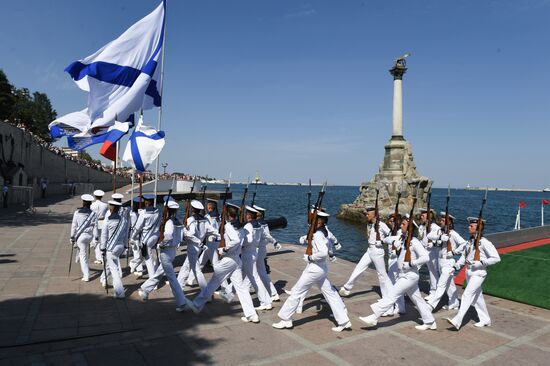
[359,215,436,330]
[445,217,500,330]
[273,211,351,332]
[70,194,98,282]
[91,190,108,265]
[130,194,161,277]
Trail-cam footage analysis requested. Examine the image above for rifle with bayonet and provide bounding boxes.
[184,176,198,226]
[404,187,419,264]
[374,188,381,242]
[425,189,433,245]
[251,176,259,207]
[201,181,207,208]
[473,189,488,261]
[444,185,453,253]
[307,179,313,224]
[305,182,327,256]
[239,178,250,225]
[218,175,231,249]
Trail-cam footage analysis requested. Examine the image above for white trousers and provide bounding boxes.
[371,271,435,324]
[130,235,158,276]
[241,249,272,306]
[188,241,219,283]
[101,244,125,297]
[278,262,349,326]
[76,233,92,279]
[94,227,103,262]
[256,244,277,297]
[387,255,406,312]
[427,257,459,309]
[177,243,207,290]
[343,246,390,298]
[193,256,257,318]
[426,247,440,295]
[451,271,490,327]
[141,247,187,307]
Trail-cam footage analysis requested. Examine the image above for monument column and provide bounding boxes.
[389,59,407,140]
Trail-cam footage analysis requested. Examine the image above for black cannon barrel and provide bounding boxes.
[266,216,287,231]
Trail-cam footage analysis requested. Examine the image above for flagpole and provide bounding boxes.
[130,169,135,210]
[518,205,521,230]
[153,1,168,207]
[542,203,545,226]
[113,141,118,193]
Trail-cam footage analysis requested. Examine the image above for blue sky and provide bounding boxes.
[1,0,549,188]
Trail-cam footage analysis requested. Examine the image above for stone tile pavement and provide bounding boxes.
[0,194,549,365]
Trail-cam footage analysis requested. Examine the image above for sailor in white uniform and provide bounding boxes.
[253,205,282,302]
[445,217,500,330]
[417,208,441,300]
[241,206,273,310]
[138,200,189,311]
[339,206,391,299]
[100,200,129,298]
[128,196,145,276]
[177,200,218,290]
[91,190,108,265]
[426,212,467,311]
[107,193,129,277]
[130,194,160,278]
[70,194,98,282]
[359,215,436,330]
[273,211,351,332]
[382,215,406,316]
[186,204,260,323]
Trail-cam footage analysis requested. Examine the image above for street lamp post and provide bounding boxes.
[161,162,168,175]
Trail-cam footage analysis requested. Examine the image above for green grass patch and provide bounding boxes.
[482,244,550,309]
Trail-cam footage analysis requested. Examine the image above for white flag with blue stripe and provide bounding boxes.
[122,116,165,172]
[59,0,165,133]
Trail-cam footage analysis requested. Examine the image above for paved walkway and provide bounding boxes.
[0,194,549,365]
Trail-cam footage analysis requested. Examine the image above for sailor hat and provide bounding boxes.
[191,200,204,210]
[112,193,124,199]
[81,194,94,202]
[467,217,485,224]
[253,205,266,212]
[108,200,122,206]
[206,198,218,204]
[317,211,330,217]
[439,211,456,220]
[163,195,175,202]
[93,190,105,197]
[365,206,376,212]
[227,203,240,210]
[245,205,258,213]
[401,213,411,220]
[419,208,428,213]
[168,201,179,209]
[143,194,155,201]
[133,196,144,203]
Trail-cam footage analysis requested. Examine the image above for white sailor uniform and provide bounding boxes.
[187,210,221,285]
[70,207,98,280]
[418,222,441,298]
[192,220,258,320]
[130,206,161,276]
[341,222,391,298]
[426,228,467,309]
[129,209,144,273]
[91,199,108,263]
[256,219,279,298]
[383,230,406,314]
[369,236,435,326]
[100,212,129,298]
[241,220,272,307]
[449,237,500,328]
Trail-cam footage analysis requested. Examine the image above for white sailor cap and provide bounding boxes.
[108,200,122,206]
[467,217,485,224]
[317,211,330,217]
[143,194,155,201]
[168,201,179,209]
[419,208,428,213]
[253,205,266,212]
[191,200,204,210]
[439,212,456,220]
[133,196,144,203]
[163,195,175,202]
[206,198,218,204]
[81,194,94,202]
[112,193,124,199]
[93,190,105,197]
[365,206,376,212]
[246,205,258,213]
[401,213,411,220]
[227,203,240,210]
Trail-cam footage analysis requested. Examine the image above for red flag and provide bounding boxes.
[542,199,549,205]
[519,201,526,208]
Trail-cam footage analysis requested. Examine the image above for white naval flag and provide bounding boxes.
[122,116,165,172]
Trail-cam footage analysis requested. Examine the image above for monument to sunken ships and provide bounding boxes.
[338,54,432,223]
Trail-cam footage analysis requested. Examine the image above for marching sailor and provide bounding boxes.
[91,190,108,265]
[70,194,98,282]
[241,205,273,311]
[445,217,500,330]
[253,205,282,302]
[177,200,218,290]
[339,206,391,299]
[359,214,436,330]
[100,200,129,298]
[138,200,189,311]
[382,214,406,316]
[418,208,441,301]
[426,212,467,311]
[186,204,260,323]
[108,192,129,277]
[128,196,145,276]
[273,211,351,332]
[130,194,161,277]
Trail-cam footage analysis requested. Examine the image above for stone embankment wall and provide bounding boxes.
[0,121,129,207]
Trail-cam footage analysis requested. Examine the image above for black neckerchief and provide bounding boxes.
[251,219,261,229]
[316,225,328,237]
